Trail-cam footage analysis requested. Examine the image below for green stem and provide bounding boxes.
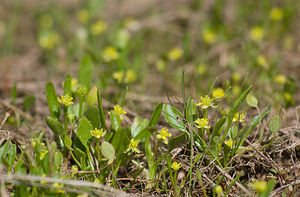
[63,106,68,134]
[79,95,84,118]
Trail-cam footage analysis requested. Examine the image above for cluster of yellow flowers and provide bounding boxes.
[250,26,264,42]
[77,9,89,24]
[39,31,60,50]
[127,139,140,153]
[171,161,182,171]
[194,118,210,129]
[101,46,119,62]
[168,47,183,61]
[256,55,269,69]
[90,128,106,138]
[57,95,74,106]
[233,112,246,123]
[113,70,136,84]
[196,95,214,109]
[90,20,107,36]
[274,74,287,84]
[113,105,127,120]
[156,128,172,144]
[202,29,216,44]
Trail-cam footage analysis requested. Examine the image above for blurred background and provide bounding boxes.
[0,0,299,121]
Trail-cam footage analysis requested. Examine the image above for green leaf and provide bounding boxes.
[101,142,115,160]
[163,104,186,132]
[111,127,130,154]
[85,106,100,129]
[131,117,148,137]
[87,86,98,106]
[246,94,258,107]
[260,179,276,197]
[148,102,163,127]
[54,151,63,168]
[46,116,63,135]
[168,133,186,151]
[23,95,35,112]
[97,91,106,129]
[110,111,121,131]
[7,144,16,171]
[268,114,281,134]
[14,154,26,174]
[74,148,87,168]
[46,82,60,119]
[76,117,93,148]
[63,135,72,149]
[186,97,196,124]
[212,117,226,139]
[79,55,94,90]
[64,75,72,96]
[0,140,11,164]
[238,107,271,147]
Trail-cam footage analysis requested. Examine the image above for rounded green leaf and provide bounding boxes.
[63,135,72,149]
[268,114,281,134]
[163,104,186,132]
[101,142,115,160]
[76,117,93,148]
[46,116,63,135]
[46,82,60,119]
[246,94,258,107]
[54,151,63,168]
[87,86,98,106]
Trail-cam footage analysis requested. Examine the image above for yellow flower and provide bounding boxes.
[113,105,127,121]
[215,185,223,195]
[202,29,216,44]
[270,8,283,21]
[256,55,269,69]
[90,20,107,35]
[94,178,100,184]
[91,128,106,138]
[156,128,172,144]
[57,95,74,106]
[250,26,264,41]
[101,46,119,62]
[233,112,245,123]
[196,95,214,109]
[114,105,127,116]
[53,182,65,194]
[39,150,48,160]
[194,118,210,129]
[197,63,206,75]
[155,59,166,72]
[39,14,53,29]
[127,139,140,153]
[71,165,78,177]
[232,85,241,95]
[168,47,183,61]
[212,88,225,99]
[284,92,292,101]
[39,31,60,50]
[171,161,182,171]
[225,139,233,148]
[77,9,89,24]
[232,72,241,82]
[274,74,287,84]
[251,180,267,193]
[113,70,136,84]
